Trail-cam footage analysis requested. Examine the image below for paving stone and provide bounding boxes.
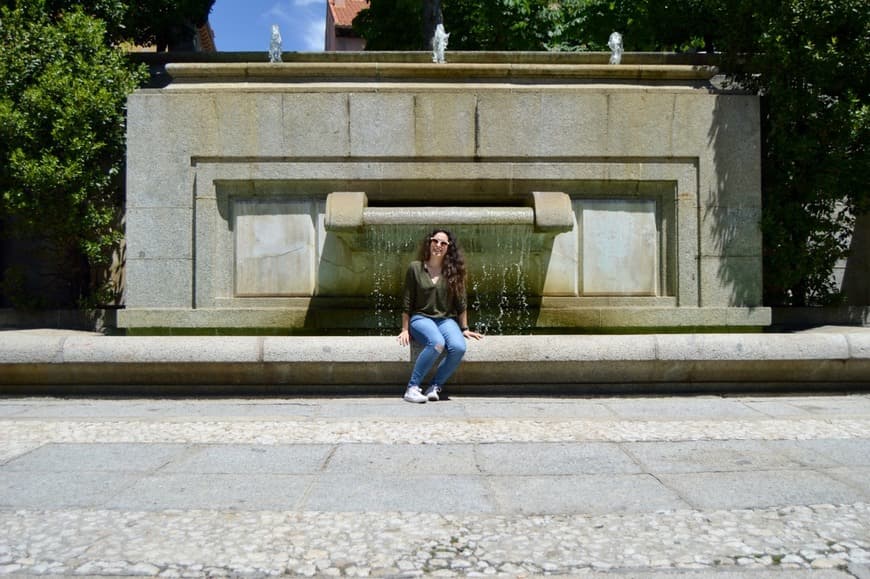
[162,444,332,474]
[475,442,642,475]
[623,439,804,473]
[303,474,494,513]
[658,470,868,510]
[103,474,312,510]
[1,442,188,472]
[488,473,690,514]
[327,443,478,475]
[0,471,140,508]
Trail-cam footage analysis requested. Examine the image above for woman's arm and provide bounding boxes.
[458,310,483,340]
[397,312,411,346]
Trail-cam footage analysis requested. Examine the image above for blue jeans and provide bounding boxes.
[408,314,467,388]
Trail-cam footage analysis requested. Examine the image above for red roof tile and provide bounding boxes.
[329,0,368,28]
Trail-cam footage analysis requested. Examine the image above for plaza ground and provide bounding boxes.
[1,394,869,577]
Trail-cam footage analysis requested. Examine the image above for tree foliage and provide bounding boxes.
[352,0,425,50]
[0,0,215,49]
[355,0,869,306]
[0,0,214,308]
[0,1,147,307]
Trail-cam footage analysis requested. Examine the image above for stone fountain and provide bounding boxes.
[120,52,769,334]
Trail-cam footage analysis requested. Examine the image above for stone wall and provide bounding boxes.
[120,54,770,332]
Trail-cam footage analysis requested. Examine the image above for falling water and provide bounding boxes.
[364,223,537,335]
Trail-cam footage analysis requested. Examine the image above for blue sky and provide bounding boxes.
[209,0,326,52]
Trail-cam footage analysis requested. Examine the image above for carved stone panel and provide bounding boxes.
[234,199,315,296]
[581,199,658,296]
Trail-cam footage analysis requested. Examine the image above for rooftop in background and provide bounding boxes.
[326,0,368,52]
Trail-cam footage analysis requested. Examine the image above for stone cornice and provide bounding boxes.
[165,61,718,84]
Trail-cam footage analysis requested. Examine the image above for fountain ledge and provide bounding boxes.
[164,61,718,84]
[1,331,868,393]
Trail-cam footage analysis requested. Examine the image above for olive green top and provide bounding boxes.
[402,261,467,318]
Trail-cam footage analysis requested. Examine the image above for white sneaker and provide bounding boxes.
[424,385,441,401]
[403,386,427,403]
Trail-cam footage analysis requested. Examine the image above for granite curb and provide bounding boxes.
[1,329,869,392]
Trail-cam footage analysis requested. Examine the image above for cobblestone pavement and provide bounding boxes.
[1,395,869,577]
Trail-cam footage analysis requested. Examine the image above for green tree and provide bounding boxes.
[560,0,869,305]
[444,0,563,50]
[355,0,565,51]
[748,0,869,305]
[353,0,424,50]
[0,1,147,307]
[0,0,215,49]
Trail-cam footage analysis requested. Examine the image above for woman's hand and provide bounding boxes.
[462,329,484,341]
[397,329,410,346]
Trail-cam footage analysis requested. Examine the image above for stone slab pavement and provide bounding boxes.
[1,394,869,577]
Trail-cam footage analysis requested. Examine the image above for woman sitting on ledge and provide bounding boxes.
[397,229,483,403]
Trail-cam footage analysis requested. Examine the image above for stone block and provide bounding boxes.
[541,225,579,295]
[163,92,222,157]
[671,93,715,157]
[476,92,609,157]
[324,192,368,232]
[126,207,192,260]
[124,258,192,308]
[726,306,772,326]
[700,205,763,257]
[283,92,350,156]
[118,307,311,329]
[211,93,284,157]
[655,333,850,362]
[127,94,214,208]
[596,307,727,327]
[413,92,476,157]
[531,191,573,232]
[703,95,762,207]
[465,335,657,362]
[349,93,415,156]
[700,256,763,307]
[193,195,223,308]
[0,333,64,364]
[605,92,677,157]
[263,336,407,363]
[62,335,260,363]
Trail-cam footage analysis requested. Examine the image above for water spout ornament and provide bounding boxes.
[608,31,623,64]
[269,24,282,63]
[432,24,449,64]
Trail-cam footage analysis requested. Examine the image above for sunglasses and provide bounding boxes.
[430,238,450,248]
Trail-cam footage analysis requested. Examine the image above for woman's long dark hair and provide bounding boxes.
[418,228,466,298]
